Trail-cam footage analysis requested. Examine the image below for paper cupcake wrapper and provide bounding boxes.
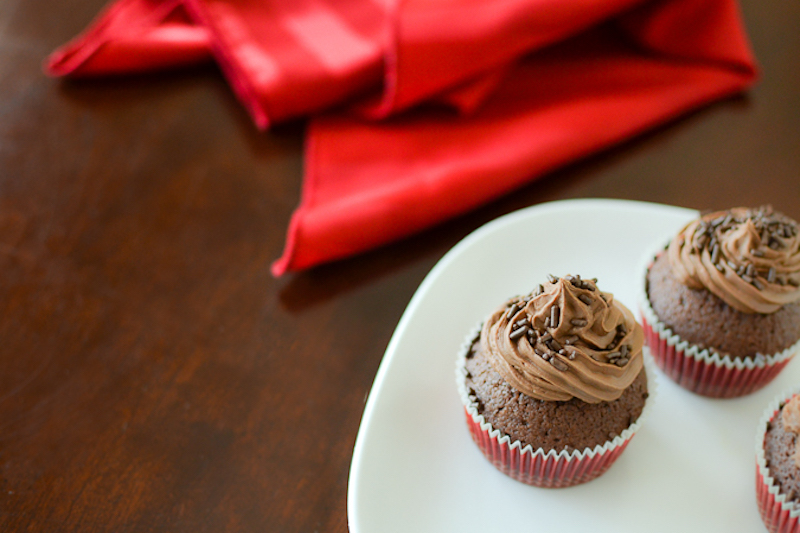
[756,386,800,533]
[455,324,656,488]
[639,257,798,398]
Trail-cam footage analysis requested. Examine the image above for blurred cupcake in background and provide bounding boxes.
[757,386,800,533]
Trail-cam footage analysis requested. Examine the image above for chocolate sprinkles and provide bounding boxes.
[500,274,643,376]
[509,327,528,340]
[549,356,568,371]
[687,206,799,294]
[710,243,720,264]
[505,303,518,319]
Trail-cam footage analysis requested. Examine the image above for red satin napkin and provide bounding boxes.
[47,0,757,275]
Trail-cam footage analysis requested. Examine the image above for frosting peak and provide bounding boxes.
[667,206,800,314]
[481,275,644,403]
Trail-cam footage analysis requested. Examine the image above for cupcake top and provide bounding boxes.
[480,275,643,404]
[667,206,800,314]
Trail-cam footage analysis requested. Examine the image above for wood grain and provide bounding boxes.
[0,0,798,531]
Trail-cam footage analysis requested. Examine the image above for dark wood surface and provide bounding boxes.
[1,1,798,531]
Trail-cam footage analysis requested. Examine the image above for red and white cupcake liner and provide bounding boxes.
[455,325,655,488]
[639,268,799,398]
[756,387,800,533]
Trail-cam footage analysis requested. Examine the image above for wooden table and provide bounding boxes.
[1,1,798,531]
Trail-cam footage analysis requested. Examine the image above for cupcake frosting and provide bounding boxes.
[668,206,800,314]
[481,275,644,403]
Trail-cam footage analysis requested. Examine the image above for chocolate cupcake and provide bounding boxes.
[756,387,800,532]
[641,206,800,397]
[456,275,653,487]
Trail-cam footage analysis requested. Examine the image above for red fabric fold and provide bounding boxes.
[46,0,211,76]
[182,0,388,128]
[46,0,757,275]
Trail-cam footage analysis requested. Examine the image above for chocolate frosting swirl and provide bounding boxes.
[481,276,644,403]
[668,206,800,314]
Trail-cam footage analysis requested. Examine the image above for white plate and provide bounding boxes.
[348,199,796,533]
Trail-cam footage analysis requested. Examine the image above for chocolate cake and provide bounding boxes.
[764,395,800,503]
[459,274,649,457]
[647,252,800,359]
[464,337,648,452]
[641,206,800,397]
[646,205,800,360]
[757,389,800,532]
